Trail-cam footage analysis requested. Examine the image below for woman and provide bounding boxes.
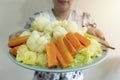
[10,0,106,80]
[24,0,105,40]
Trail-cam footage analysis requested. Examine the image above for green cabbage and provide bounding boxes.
[69,37,103,68]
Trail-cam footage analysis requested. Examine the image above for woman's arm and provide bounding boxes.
[9,12,42,39]
[87,27,105,40]
[82,12,115,50]
[9,30,25,39]
[82,12,105,40]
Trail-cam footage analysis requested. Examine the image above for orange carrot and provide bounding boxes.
[9,45,20,56]
[54,38,73,64]
[46,42,58,68]
[8,35,29,47]
[65,32,84,50]
[63,37,76,56]
[74,32,91,47]
[52,42,68,68]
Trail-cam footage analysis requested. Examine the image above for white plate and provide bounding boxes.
[7,50,108,73]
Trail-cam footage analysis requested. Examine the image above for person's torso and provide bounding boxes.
[35,9,83,27]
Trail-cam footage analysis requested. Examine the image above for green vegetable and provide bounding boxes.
[69,37,103,68]
[85,33,100,42]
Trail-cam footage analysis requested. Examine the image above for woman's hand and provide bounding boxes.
[87,27,105,40]
[9,30,24,39]
[87,27,115,50]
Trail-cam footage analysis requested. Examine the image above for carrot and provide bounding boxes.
[63,37,76,56]
[52,42,68,68]
[74,32,91,47]
[9,45,20,56]
[8,35,29,47]
[54,38,73,64]
[65,32,84,50]
[46,42,58,68]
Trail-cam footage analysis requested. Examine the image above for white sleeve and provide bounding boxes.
[24,12,40,29]
[82,12,97,28]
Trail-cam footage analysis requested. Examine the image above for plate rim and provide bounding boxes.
[7,50,108,73]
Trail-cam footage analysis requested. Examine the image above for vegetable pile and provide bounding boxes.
[8,16,103,69]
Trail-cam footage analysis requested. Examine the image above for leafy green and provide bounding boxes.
[69,37,103,68]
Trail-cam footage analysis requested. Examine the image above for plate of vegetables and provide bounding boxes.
[7,17,110,72]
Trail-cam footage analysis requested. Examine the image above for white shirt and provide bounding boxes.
[24,9,84,29]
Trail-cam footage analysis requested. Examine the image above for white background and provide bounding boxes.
[0,0,120,80]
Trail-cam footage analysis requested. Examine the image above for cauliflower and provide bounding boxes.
[27,31,50,52]
[16,44,47,66]
[67,20,79,32]
[51,21,62,28]
[53,26,67,40]
[22,51,38,65]
[30,16,50,32]
[16,45,38,65]
[43,32,52,41]
[44,23,53,35]
[37,52,47,67]
[16,44,28,62]
[61,20,80,33]
[77,27,88,35]
[20,31,31,37]
[61,20,69,31]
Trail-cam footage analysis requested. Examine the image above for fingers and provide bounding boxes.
[9,30,24,39]
[94,28,105,40]
[87,27,96,36]
[99,38,115,50]
[87,27,115,50]
[87,27,105,40]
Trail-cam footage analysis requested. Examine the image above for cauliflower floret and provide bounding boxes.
[61,20,69,31]
[67,20,79,32]
[77,27,88,35]
[61,20,79,32]
[30,16,50,32]
[44,23,53,35]
[26,31,40,52]
[37,52,47,67]
[27,31,49,52]
[16,44,47,66]
[16,44,28,62]
[22,51,38,65]
[51,21,62,28]
[36,36,49,52]
[43,32,52,41]
[53,26,67,40]
[16,44,38,65]
[20,31,31,37]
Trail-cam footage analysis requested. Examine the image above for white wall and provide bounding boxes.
[0,0,120,80]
